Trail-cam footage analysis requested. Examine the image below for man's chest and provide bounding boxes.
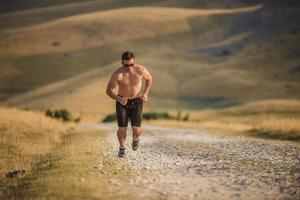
[118,73,142,86]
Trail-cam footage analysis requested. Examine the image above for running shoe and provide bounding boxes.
[118,147,125,158]
[131,137,140,151]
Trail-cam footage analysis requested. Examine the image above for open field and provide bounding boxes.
[1,107,299,199]
[0,107,71,181]
[0,107,147,199]
[0,0,299,110]
[149,99,300,141]
[1,1,299,140]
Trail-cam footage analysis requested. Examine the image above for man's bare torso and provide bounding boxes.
[115,64,145,99]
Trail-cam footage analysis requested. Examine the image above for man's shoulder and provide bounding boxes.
[135,64,147,73]
[112,66,124,75]
[111,66,124,79]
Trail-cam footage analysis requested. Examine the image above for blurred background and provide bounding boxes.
[1,1,300,199]
[0,0,299,122]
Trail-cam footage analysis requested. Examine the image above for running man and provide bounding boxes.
[106,51,153,157]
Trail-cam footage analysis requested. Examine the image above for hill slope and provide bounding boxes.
[0,1,299,113]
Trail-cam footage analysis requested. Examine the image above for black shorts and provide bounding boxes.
[116,97,143,127]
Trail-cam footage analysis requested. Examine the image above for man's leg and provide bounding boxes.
[116,100,128,149]
[131,126,141,151]
[132,126,142,140]
[117,127,127,148]
[130,98,143,151]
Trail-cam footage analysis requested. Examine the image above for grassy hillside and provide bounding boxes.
[0,0,260,29]
[150,99,300,141]
[0,107,70,181]
[0,107,143,199]
[0,0,299,117]
[0,0,94,13]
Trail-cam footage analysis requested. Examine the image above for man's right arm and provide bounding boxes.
[106,74,128,105]
[106,74,119,101]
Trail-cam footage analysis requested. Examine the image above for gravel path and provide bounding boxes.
[87,123,300,200]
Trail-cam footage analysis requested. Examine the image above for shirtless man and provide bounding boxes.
[106,51,152,158]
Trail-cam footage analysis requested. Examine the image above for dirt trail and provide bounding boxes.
[85,123,300,200]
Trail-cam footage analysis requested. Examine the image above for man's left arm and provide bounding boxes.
[141,67,152,102]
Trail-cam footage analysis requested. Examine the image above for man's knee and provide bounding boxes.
[118,127,127,133]
[131,126,141,132]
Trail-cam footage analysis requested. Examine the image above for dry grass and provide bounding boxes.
[50,78,116,122]
[0,107,73,179]
[0,107,152,199]
[149,99,300,141]
[1,2,299,110]
[0,2,299,139]
[1,73,117,123]
[249,117,300,138]
[0,5,263,56]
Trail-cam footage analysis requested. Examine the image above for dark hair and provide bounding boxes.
[122,51,134,60]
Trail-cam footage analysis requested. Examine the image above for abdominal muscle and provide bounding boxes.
[117,84,142,99]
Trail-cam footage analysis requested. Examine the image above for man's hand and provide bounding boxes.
[117,96,128,105]
[141,93,148,102]
[141,66,152,103]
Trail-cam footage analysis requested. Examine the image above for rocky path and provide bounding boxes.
[87,123,300,200]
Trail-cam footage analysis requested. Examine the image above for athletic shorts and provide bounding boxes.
[116,96,144,127]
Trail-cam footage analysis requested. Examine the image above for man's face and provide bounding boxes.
[122,58,135,72]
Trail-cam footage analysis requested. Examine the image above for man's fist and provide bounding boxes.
[118,97,128,105]
[141,94,148,102]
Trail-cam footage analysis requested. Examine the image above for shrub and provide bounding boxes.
[102,114,117,122]
[183,113,190,121]
[101,112,173,123]
[176,111,182,121]
[143,112,172,120]
[54,109,71,122]
[45,108,74,122]
[45,109,53,117]
[74,117,81,123]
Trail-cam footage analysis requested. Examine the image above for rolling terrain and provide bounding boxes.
[0,0,299,117]
[1,107,299,199]
[1,1,300,199]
